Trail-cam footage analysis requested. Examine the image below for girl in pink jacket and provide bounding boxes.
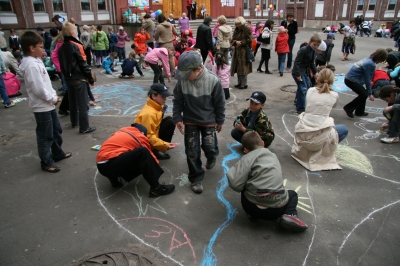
[212,51,230,100]
[144,47,173,85]
[116,26,130,62]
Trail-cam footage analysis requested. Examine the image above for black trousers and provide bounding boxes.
[241,190,298,220]
[387,54,399,70]
[84,47,92,66]
[343,78,369,115]
[159,116,175,143]
[187,6,192,20]
[97,147,164,188]
[147,62,165,84]
[200,49,208,63]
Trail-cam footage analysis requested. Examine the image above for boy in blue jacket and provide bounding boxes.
[102,52,118,74]
[107,27,118,53]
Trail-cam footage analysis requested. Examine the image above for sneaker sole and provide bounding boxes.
[280,219,308,232]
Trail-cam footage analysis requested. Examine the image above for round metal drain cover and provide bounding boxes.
[75,250,156,266]
[280,85,297,93]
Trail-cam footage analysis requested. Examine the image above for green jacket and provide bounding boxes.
[92,31,109,51]
[233,108,275,147]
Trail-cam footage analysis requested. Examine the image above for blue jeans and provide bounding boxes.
[117,47,126,62]
[385,109,400,137]
[184,125,219,183]
[0,74,11,105]
[292,73,311,111]
[334,124,348,143]
[287,38,295,69]
[278,53,286,73]
[34,109,65,168]
[61,75,67,93]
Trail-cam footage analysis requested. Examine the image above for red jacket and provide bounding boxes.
[133,32,150,54]
[371,69,390,87]
[275,32,290,54]
[187,0,192,6]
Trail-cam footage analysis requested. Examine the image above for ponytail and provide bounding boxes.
[316,68,334,94]
[215,51,228,71]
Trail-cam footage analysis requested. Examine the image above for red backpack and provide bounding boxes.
[3,72,21,97]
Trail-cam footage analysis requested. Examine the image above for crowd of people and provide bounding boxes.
[1,13,400,233]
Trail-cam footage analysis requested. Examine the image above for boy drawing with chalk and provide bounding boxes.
[227,131,308,232]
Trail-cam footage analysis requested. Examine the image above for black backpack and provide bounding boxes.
[257,29,271,44]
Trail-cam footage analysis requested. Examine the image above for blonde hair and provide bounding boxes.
[310,33,322,43]
[129,51,136,59]
[55,31,64,42]
[234,16,246,25]
[316,68,334,94]
[108,26,113,31]
[217,15,227,25]
[62,22,77,37]
[69,18,76,23]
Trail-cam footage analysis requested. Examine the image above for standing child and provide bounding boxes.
[107,26,118,53]
[9,29,21,52]
[257,19,274,74]
[275,26,289,77]
[102,52,118,74]
[92,25,109,67]
[144,47,172,85]
[212,51,231,99]
[133,27,150,69]
[253,22,264,57]
[120,51,143,78]
[379,85,400,144]
[116,26,130,62]
[80,25,92,66]
[19,31,71,172]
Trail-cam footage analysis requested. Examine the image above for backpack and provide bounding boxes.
[257,28,271,44]
[3,72,21,97]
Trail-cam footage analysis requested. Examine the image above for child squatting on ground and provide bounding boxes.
[379,85,400,144]
[120,51,143,78]
[102,52,118,74]
[227,131,308,232]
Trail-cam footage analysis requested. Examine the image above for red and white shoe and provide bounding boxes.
[280,214,308,232]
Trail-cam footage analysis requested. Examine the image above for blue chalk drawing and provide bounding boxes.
[200,142,241,266]
[332,75,351,93]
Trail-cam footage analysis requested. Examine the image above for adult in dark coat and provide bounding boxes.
[281,14,298,70]
[191,0,197,20]
[195,16,213,62]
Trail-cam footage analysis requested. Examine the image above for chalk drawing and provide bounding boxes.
[354,117,387,140]
[336,199,400,265]
[283,179,312,215]
[175,173,190,186]
[200,142,241,266]
[370,154,400,162]
[226,90,237,105]
[332,75,351,93]
[336,145,373,174]
[122,185,167,216]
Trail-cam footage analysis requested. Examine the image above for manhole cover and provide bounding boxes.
[280,85,297,93]
[74,250,156,266]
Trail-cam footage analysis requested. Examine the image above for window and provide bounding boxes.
[33,0,45,11]
[357,0,363,11]
[263,0,266,8]
[368,0,376,10]
[289,0,294,2]
[81,0,90,10]
[53,0,63,11]
[388,0,396,10]
[98,0,106,10]
[0,0,12,11]
[273,0,276,9]
[244,0,248,10]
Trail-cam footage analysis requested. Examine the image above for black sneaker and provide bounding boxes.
[149,183,175,198]
[153,150,171,160]
[206,158,216,169]
[79,126,96,134]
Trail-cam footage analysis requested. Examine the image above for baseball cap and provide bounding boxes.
[119,26,124,30]
[36,26,44,31]
[150,83,173,97]
[327,33,335,40]
[175,50,203,80]
[317,41,327,51]
[246,91,266,104]
[131,123,148,135]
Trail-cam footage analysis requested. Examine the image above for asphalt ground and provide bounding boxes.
[1,28,400,266]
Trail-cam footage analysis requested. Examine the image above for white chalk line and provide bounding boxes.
[226,91,237,105]
[336,199,400,265]
[93,170,185,266]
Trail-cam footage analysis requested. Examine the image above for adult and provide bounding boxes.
[354,15,361,35]
[230,16,253,90]
[281,14,299,70]
[191,0,197,20]
[69,18,81,39]
[52,14,65,31]
[58,22,96,134]
[291,69,348,171]
[390,19,400,48]
[186,0,193,20]
[215,15,232,61]
[155,14,176,73]
[340,20,357,61]
[2,50,23,78]
[96,123,175,197]
[36,26,52,55]
[195,16,213,62]
[343,48,388,118]
[178,13,190,36]
[257,19,274,74]
[142,14,156,49]
[0,28,6,51]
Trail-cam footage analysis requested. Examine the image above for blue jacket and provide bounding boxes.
[108,32,118,47]
[389,65,400,83]
[102,56,115,73]
[121,58,143,75]
[345,57,375,95]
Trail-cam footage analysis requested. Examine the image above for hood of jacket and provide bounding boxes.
[160,21,171,28]
[219,25,232,34]
[19,54,38,73]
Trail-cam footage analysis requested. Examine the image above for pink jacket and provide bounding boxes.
[212,63,230,88]
[116,32,130,48]
[144,48,171,77]
[212,23,220,38]
[51,41,63,72]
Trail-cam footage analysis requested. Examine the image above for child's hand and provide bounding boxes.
[369,95,374,101]
[384,106,392,113]
[168,143,179,149]
[235,122,246,132]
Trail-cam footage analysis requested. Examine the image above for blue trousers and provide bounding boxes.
[292,73,311,111]
[334,124,348,143]
[0,74,11,105]
[278,53,286,73]
[287,38,295,69]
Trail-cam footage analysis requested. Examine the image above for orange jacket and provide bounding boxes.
[134,32,150,55]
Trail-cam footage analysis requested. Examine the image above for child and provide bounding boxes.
[80,25,92,66]
[378,85,400,144]
[0,50,16,108]
[133,27,150,69]
[253,22,264,57]
[9,29,21,52]
[120,51,143,78]
[200,4,208,18]
[389,62,400,88]
[315,33,335,66]
[167,14,175,25]
[257,19,274,74]
[372,69,390,97]
[212,51,231,100]
[107,26,118,53]
[41,51,58,80]
[92,25,109,67]
[231,91,274,147]
[275,26,289,77]
[174,38,188,59]
[292,33,322,113]
[49,28,59,56]
[227,131,308,232]
[50,32,67,96]
[19,31,71,172]
[144,47,172,85]
[116,26,130,62]
[102,52,118,74]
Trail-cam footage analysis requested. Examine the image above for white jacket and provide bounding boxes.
[19,56,58,112]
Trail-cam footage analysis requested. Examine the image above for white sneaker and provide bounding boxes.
[381,136,399,144]
[5,102,15,108]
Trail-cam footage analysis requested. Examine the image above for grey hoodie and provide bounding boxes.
[19,56,58,112]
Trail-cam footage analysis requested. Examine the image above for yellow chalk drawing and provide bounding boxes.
[336,145,373,175]
[283,179,313,215]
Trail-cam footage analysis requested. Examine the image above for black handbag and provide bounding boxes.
[246,44,254,63]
